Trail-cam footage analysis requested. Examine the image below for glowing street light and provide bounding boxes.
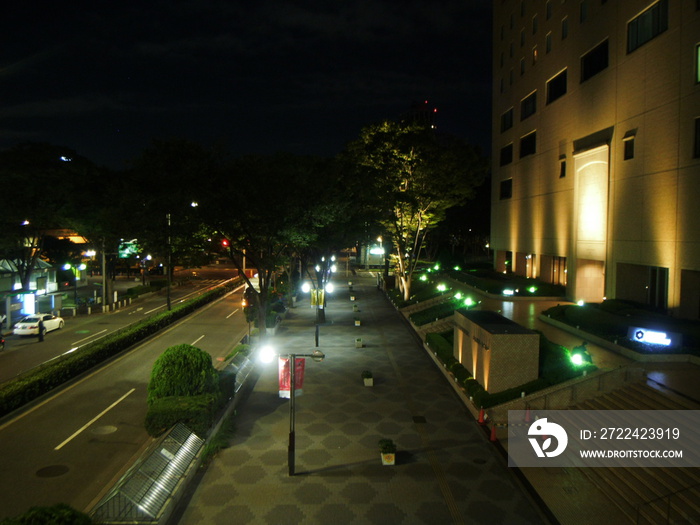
[259,345,326,476]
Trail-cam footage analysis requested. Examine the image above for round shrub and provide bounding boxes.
[147,344,219,405]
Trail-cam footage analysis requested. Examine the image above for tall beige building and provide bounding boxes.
[491,0,700,319]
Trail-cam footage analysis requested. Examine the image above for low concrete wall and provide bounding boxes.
[539,314,700,365]
[486,366,646,424]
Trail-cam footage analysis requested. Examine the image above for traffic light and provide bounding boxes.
[222,239,229,247]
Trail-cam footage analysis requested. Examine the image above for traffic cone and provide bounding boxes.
[490,425,498,442]
[478,408,485,425]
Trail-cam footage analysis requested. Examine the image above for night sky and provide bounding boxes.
[0,1,492,169]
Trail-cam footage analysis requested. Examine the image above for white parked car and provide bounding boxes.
[14,314,65,336]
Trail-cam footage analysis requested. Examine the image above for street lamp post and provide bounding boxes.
[260,347,325,476]
[63,263,86,305]
[166,213,172,311]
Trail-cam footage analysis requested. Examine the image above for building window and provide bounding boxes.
[521,91,537,120]
[562,17,569,39]
[581,39,609,82]
[520,57,525,75]
[694,118,700,158]
[532,14,538,34]
[546,32,552,53]
[627,0,668,54]
[500,108,514,132]
[500,144,514,166]
[546,69,568,104]
[696,44,700,83]
[520,131,537,158]
[580,0,589,22]
[532,45,538,64]
[559,158,567,178]
[500,179,513,200]
[623,135,635,160]
[546,0,552,20]
[500,78,504,93]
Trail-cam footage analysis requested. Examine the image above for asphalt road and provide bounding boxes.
[0,277,249,520]
[0,267,237,384]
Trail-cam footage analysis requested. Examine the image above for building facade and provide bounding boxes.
[491,0,700,319]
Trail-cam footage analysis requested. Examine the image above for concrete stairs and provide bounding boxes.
[566,381,700,524]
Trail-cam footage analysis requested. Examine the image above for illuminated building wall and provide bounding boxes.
[453,310,539,393]
[491,0,700,318]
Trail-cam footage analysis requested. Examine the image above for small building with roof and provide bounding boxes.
[453,309,539,393]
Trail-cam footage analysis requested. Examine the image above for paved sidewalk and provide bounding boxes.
[171,272,550,525]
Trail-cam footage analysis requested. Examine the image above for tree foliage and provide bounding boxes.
[147,344,219,404]
[344,120,488,300]
[198,153,347,333]
[0,142,106,290]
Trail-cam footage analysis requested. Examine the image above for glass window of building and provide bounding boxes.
[562,17,569,39]
[694,118,700,158]
[520,131,537,158]
[500,179,513,200]
[500,108,514,132]
[623,136,635,160]
[546,32,552,53]
[581,39,609,82]
[627,0,668,53]
[500,144,514,166]
[521,91,537,120]
[546,69,568,103]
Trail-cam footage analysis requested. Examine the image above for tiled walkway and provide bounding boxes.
[171,273,550,525]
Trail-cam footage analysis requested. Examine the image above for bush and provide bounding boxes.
[144,394,220,437]
[426,332,454,363]
[0,503,93,524]
[147,344,220,405]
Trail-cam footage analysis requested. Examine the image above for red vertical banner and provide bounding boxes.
[278,357,306,398]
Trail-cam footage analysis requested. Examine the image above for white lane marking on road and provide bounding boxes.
[54,388,136,451]
[191,335,205,346]
[71,329,108,345]
[226,308,240,318]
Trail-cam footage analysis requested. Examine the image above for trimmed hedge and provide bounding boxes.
[0,279,240,419]
[144,394,220,437]
[147,344,220,405]
[0,503,94,525]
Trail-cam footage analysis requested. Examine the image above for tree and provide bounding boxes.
[147,344,219,404]
[344,121,488,300]
[125,139,226,275]
[198,153,341,335]
[0,143,103,290]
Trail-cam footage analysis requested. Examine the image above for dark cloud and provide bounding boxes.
[0,0,492,168]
